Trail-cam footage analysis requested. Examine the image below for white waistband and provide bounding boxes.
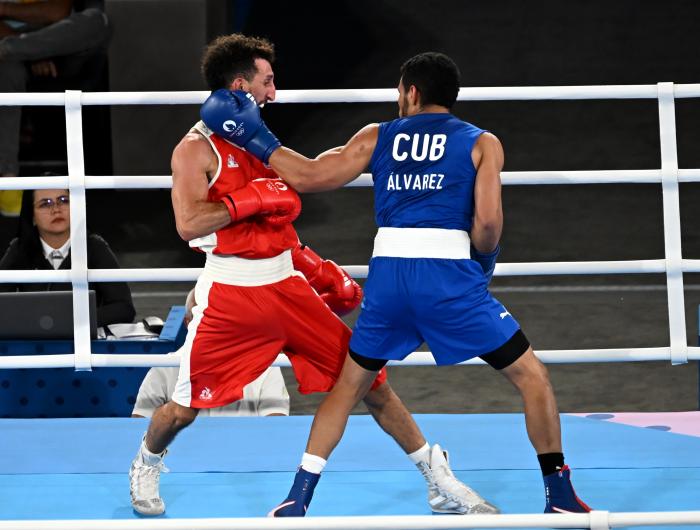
[372,227,471,259]
[203,250,294,286]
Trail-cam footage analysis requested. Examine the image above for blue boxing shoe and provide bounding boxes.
[268,467,320,517]
[543,465,592,513]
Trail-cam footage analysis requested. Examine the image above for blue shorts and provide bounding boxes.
[350,257,521,365]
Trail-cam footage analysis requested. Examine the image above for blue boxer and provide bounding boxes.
[349,113,527,368]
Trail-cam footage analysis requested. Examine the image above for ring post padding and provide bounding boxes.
[65,90,92,371]
[657,82,688,365]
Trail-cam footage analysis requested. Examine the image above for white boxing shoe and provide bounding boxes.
[417,444,500,515]
[129,448,169,516]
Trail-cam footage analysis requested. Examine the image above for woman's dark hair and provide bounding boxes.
[16,189,41,259]
[16,173,68,259]
[399,52,460,109]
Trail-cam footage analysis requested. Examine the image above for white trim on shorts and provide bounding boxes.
[202,250,294,286]
[372,227,471,259]
[171,275,213,408]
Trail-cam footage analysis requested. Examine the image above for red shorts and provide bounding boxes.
[172,273,387,409]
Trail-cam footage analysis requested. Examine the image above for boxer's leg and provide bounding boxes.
[499,347,591,513]
[130,402,198,516]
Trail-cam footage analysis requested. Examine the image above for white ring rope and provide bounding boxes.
[1,510,700,530]
[2,82,700,106]
[0,83,697,369]
[3,346,699,370]
[0,168,699,191]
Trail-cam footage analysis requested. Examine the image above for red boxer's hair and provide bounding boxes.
[201,34,275,90]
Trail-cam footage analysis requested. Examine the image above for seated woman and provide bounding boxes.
[0,188,135,327]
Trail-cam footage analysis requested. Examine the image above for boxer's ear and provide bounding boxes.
[230,77,247,91]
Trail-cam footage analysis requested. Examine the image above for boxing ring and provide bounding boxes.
[0,84,699,528]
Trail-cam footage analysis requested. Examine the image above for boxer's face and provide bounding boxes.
[398,78,419,117]
[398,78,408,117]
[240,58,276,108]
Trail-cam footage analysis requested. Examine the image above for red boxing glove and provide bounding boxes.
[292,243,363,316]
[221,178,301,226]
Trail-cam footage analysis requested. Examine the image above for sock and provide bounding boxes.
[300,452,326,474]
[407,442,431,466]
[139,436,165,466]
[537,452,564,476]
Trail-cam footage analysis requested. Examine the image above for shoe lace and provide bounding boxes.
[416,461,434,484]
[131,461,169,500]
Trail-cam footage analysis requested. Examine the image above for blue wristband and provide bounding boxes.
[471,244,500,284]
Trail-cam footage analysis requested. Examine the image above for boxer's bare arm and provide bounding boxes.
[470,132,503,252]
[317,146,343,156]
[171,133,231,241]
[268,124,379,193]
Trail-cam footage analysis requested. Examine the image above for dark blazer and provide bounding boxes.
[0,233,136,327]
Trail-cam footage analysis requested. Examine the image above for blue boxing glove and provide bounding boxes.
[200,89,281,164]
[471,244,500,284]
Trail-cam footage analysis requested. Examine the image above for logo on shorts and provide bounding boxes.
[227,154,238,168]
[199,387,214,401]
[499,310,511,320]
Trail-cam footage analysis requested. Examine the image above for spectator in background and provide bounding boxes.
[0,187,135,327]
[0,0,110,216]
[132,289,290,418]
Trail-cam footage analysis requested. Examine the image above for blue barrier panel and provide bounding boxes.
[0,307,187,418]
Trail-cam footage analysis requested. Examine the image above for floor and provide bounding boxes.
[1,413,698,528]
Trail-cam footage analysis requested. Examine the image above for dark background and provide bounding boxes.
[1,0,698,413]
